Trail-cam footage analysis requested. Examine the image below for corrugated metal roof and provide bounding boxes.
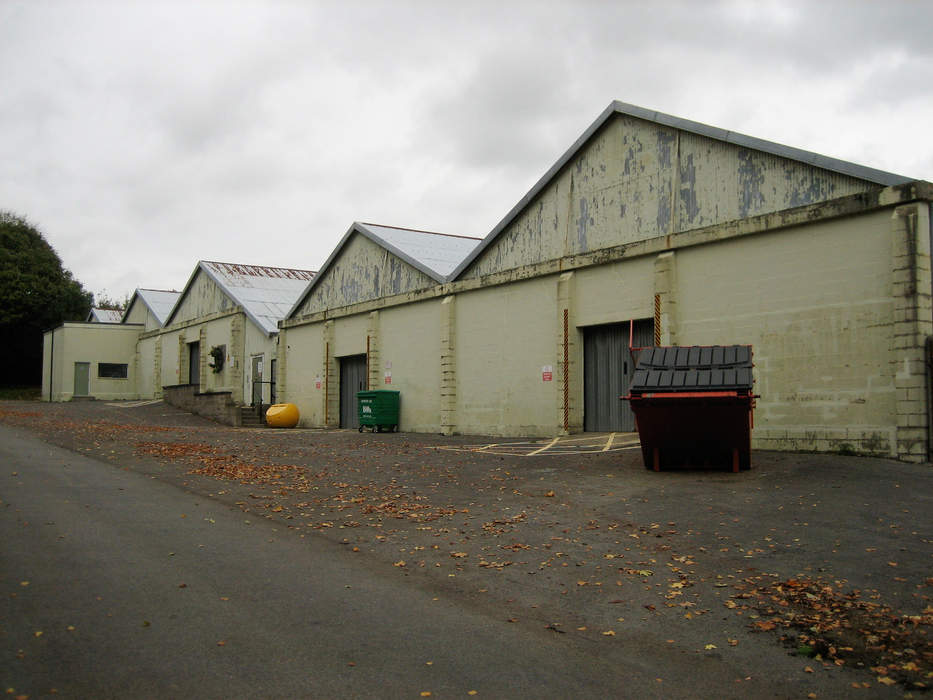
[126,288,182,326]
[198,261,316,335]
[87,308,123,323]
[450,101,915,280]
[630,345,754,394]
[356,223,481,279]
[286,222,480,319]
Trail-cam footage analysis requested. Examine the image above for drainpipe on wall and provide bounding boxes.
[928,203,933,461]
[48,329,54,402]
[927,336,933,462]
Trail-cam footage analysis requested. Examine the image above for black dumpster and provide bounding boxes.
[624,345,756,472]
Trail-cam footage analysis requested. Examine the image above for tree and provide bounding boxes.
[92,291,130,312]
[0,211,92,386]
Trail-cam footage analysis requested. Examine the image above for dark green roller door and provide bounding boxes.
[583,320,653,432]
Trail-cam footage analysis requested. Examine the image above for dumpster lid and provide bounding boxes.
[630,345,753,394]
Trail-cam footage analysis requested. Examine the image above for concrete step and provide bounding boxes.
[239,406,266,428]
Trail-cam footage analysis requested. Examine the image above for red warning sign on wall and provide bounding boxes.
[542,365,553,382]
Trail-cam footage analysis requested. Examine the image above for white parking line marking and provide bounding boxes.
[602,433,616,451]
[526,437,560,456]
[435,433,640,456]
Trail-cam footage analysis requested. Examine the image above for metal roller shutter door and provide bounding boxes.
[339,354,367,429]
[583,320,653,432]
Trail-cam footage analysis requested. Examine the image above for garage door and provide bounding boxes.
[583,320,653,432]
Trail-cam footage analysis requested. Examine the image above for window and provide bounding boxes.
[98,363,128,379]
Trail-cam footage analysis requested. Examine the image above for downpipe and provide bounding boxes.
[926,335,933,462]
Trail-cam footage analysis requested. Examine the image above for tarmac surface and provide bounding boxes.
[0,399,930,698]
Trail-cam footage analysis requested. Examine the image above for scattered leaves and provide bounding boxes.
[739,574,932,690]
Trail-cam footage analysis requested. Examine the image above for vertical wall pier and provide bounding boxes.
[653,251,678,346]
[367,311,380,392]
[177,335,187,387]
[198,327,208,388]
[891,204,933,462]
[276,329,287,403]
[440,295,457,435]
[230,313,245,405]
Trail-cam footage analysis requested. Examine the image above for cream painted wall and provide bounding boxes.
[136,335,156,398]
[281,324,325,426]
[375,301,442,432]
[455,276,559,436]
[332,314,369,358]
[202,316,237,394]
[124,299,160,331]
[573,256,655,327]
[674,209,898,455]
[157,314,275,405]
[41,324,143,401]
[280,204,912,452]
[160,328,183,388]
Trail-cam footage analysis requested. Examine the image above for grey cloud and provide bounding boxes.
[3,0,933,299]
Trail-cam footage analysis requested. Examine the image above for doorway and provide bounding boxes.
[583,319,653,432]
[339,354,367,429]
[74,362,90,397]
[251,355,264,406]
[188,342,200,386]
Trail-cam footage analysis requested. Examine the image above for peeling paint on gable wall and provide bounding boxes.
[170,271,233,323]
[298,233,437,315]
[462,114,878,279]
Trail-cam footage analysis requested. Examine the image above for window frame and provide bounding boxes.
[98,362,129,379]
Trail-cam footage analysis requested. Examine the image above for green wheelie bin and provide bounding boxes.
[357,390,400,432]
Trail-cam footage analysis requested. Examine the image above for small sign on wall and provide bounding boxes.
[315,376,321,389]
[384,371,392,384]
[542,365,553,382]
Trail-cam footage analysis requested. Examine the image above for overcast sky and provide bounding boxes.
[3,0,933,302]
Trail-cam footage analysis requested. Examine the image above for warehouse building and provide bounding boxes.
[152,260,314,423]
[280,101,933,462]
[42,262,315,426]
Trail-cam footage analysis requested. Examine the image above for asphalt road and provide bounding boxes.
[1,424,742,700]
[1,399,925,700]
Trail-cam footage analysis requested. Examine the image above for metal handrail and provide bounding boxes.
[251,379,277,417]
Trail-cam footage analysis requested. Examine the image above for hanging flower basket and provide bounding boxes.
[208,345,225,373]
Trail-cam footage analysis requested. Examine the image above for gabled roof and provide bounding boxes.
[121,288,181,326]
[166,261,316,336]
[87,308,123,323]
[287,222,480,318]
[449,100,915,280]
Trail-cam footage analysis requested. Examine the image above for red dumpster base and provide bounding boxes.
[629,393,753,472]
